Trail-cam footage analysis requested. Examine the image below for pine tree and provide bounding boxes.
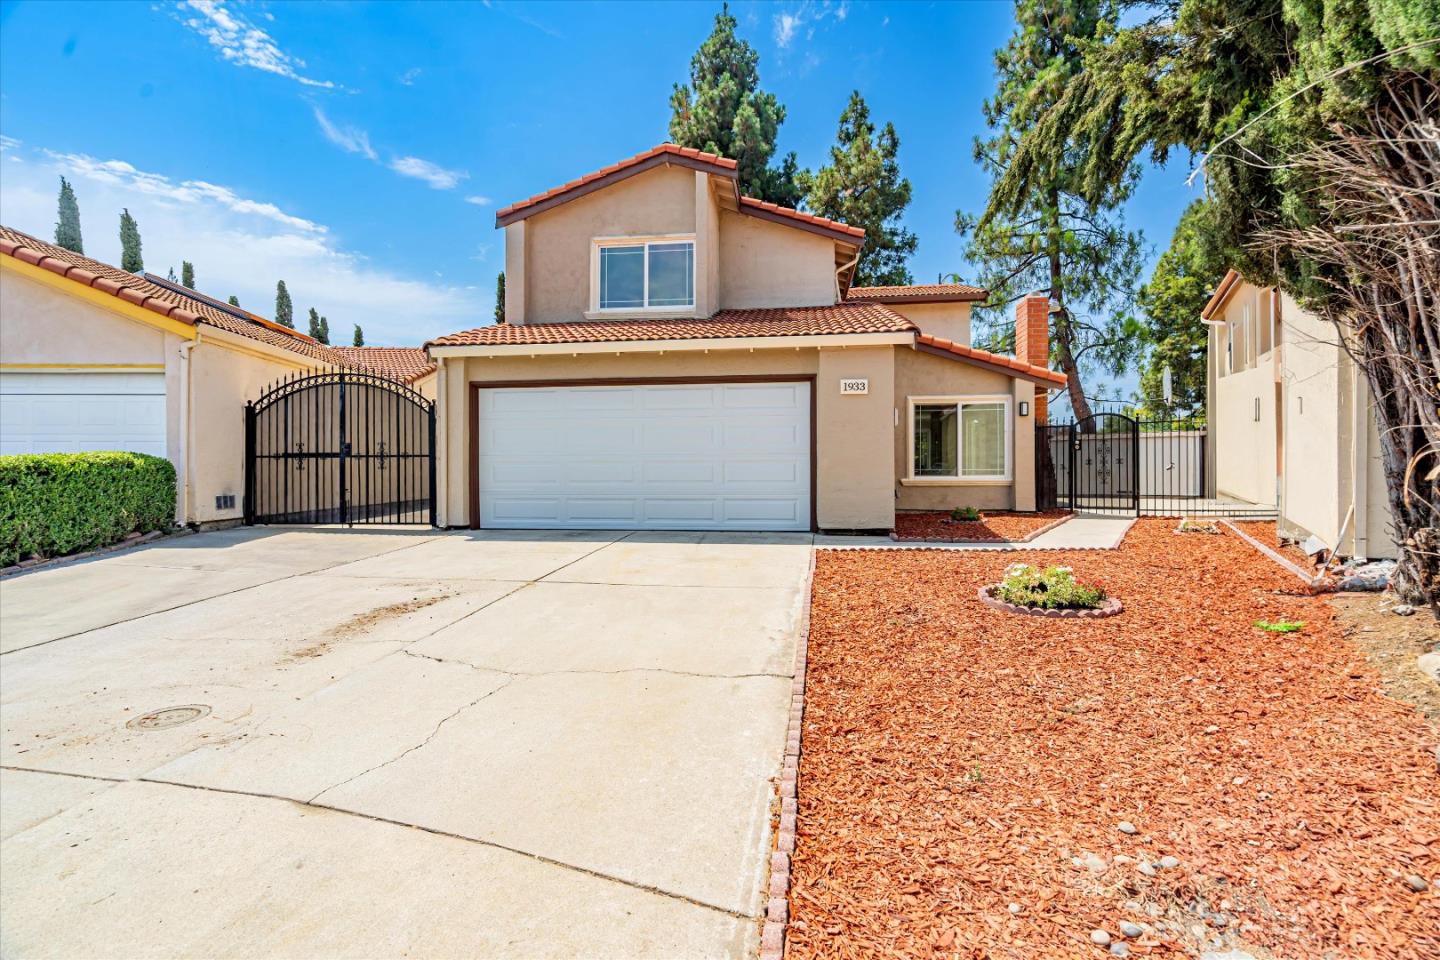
[54,177,84,254]
[352,324,364,347]
[307,307,322,340]
[317,315,329,345]
[669,4,801,206]
[118,208,143,272]
[180,261,195,289]
[798,92,917,287]
[495,271,506,323]
[959,0,1143,421]
[275,281,294,328]
[227,295,241,307]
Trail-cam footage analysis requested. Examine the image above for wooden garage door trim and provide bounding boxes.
[468,375,818,532]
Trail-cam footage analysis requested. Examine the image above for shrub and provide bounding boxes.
[0,452,176,566]
[996,562,1108,610]
[950,506,982,522]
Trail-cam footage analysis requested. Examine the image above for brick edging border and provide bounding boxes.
[888,511,1074,545]
[0,527,193,578]
[1216,518,1319,587]
[759,548,815,959]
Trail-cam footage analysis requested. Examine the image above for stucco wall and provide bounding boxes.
[717,211,836,309]
[885,301,973,345]
[521,165,698,324]
[1,270,166,364]
[1213,358,1276,505]
[438,346,901,531]
[1277,295,1342,544]
[892,347,1028,512]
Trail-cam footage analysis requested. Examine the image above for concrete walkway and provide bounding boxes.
[0,527,811,959]
[814,513,1137,551]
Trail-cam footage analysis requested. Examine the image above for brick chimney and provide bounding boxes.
[1015,294,1052,422]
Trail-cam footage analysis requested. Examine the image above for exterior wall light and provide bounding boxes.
[1019,401,1030,417]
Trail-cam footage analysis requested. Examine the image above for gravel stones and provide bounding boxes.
[1007,903,1023,915]
[1090,929,1111,946]
[1118,921,1144,938]
[1117,821,1138,835]
[1159,855,1181,869]
[1404,874,1428,892]
[1109,943,1130,958]
[1138,861,1158,877]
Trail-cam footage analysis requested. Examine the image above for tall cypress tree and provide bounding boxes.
[669,3,801,206]
[494,271,506,324]
[275,281,294,328]
[118,208,143,272]
[352,324,365,347]
[307,307,322,339]
[798,92,917,287]
[54,177,84,254]
[180,261,195,289]
[317,315,330,345]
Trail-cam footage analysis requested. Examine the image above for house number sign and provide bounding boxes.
[840,378,869,395]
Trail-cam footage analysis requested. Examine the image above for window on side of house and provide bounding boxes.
[911,398,1011,481]
[596,238,695,311]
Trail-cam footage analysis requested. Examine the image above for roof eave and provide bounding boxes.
[850,291,987,305]
[1201,269,1243,320]
[427,331,914,358]
[496,152,739,228]
[912,340,1066,387]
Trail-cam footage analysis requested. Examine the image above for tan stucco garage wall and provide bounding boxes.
[884,301,973,345]
[892,347,1032,512]
[718,212,837,309]
[438,345,900,531]
[0,270,166,365]
[519,165,698,324]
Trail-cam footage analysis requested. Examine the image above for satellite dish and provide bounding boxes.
[1162,365,1173,405]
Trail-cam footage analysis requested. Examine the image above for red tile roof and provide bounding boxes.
[495,144,737,223]
[331,346,435,383]
[737,197,865,240]
[848,283,986,303]
[915,333,1067,386]
[0,225,424,382]
[427,303,915,348]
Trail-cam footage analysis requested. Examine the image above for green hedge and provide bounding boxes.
[0,452,177,567]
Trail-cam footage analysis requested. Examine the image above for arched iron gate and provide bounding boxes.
[245,370,436,526]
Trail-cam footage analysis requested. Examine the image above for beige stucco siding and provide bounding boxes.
[815,346,896,529]
[1214,358,1276,505]
[885,301,973,345]
[1277,295,1341,542]
[718,211,836,309]
[1,270,167,365]
[891,347,1030,512]
[521,165,698,324]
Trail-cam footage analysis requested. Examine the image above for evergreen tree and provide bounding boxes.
[317,315,329,345]
[495,271,506,323]
[227,295,241,307]
[798,92,917,287]
[669,4,801,206]
[180,261,195,289]
[307,307,322,340]
[54,177,84,254]
[166,267,177,283]
[352,324,364,347]
[1134,200,1224,420]
[118,208,143,272]
[959,0,1142,421]
[274,281,294,328]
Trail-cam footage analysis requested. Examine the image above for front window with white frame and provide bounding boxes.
[909,397,1011,481]
[594,237,695,311]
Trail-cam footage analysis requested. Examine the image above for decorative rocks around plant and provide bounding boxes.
[978,585,1124,619]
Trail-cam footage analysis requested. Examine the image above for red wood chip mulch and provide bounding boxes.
[893,510,1072,543]
[790,520,1437,960]
[1231,519,1321,572]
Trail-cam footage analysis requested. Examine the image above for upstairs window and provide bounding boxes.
[597,238,694,311]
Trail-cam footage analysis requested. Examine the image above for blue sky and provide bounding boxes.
[0,0,1199,392]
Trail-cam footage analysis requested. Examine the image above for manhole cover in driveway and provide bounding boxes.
[126,705,211,731]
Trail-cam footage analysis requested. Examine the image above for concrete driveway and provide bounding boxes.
[0,526,811,959]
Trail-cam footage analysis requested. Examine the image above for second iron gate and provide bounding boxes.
[1037,413,1140,513]
[245,369,436,526]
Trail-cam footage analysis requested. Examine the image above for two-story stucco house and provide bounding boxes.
[426,144,1065,532]
[1203,269,1396,559]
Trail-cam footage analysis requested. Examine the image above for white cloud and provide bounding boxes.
[774,12,801,48]
[389,156,468,190]
[398,67,422,86]
[0,135,21,152]
[311,106,377,161]
[463,195,492,206]
[773,2,848,52]
[178,0,334,89]
[1,144,484,345]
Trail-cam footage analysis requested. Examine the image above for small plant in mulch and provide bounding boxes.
[1255,618,1306,633]
[949,505,982,522]
[1179,517,1220,534]
[997,563,1108,609]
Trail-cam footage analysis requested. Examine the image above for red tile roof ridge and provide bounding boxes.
[848,282,986,302]
[914,332,1066,386]
[496,143,738,220]
[737,196,865,238]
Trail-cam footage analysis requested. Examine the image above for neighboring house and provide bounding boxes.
[425,143,1064,532]
[0,226,433,526]
[1203,270,1396,559]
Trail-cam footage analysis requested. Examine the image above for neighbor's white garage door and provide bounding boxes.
[0,372,166,456]
[477,381,811,530]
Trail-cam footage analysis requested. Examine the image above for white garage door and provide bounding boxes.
[477,380,811,530]
[0,372,166,457]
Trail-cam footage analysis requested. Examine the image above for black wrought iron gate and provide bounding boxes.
[1037,413,1140,513]
[245,370,436,526]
